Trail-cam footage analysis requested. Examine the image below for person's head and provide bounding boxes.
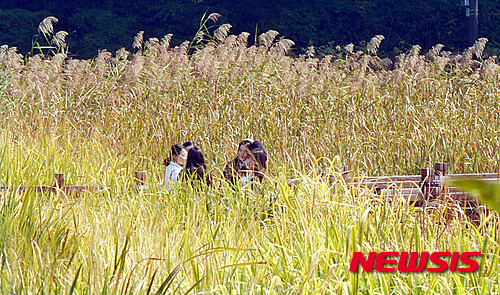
[237,139,254,161]
[170,144,187,165]
[186,147,211,184]
[186,146,206,170]
[248,140,267,156]
[246,148,267,172]
[182,141,197,152]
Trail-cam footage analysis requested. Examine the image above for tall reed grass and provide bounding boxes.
[0,21,499,293]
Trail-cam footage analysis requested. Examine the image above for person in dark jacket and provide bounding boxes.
[223,139,254,185]
[240,146,268,186]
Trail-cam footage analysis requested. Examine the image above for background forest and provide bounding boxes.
[1,0,500,59]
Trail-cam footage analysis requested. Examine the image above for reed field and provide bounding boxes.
[1,17,500,294]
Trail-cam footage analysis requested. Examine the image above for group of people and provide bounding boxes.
[163,139,268,189]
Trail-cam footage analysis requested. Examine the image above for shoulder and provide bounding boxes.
[166,162,183,173]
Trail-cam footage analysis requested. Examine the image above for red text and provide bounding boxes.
[349,252,481,272]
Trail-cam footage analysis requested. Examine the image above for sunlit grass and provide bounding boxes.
[0,33,500,293]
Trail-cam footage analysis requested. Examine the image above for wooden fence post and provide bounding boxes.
[134,171,146,186]
[54,173,65,188]
[420,168,434,200]
[341,165,349,182]
[434,162,447,197]
[53,173,65,195]
[434,162,447,177]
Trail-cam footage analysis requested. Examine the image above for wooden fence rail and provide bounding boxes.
[0,165,496,209]
[0,171,152,195]
[0,174,104,193]
[344,162,500,207]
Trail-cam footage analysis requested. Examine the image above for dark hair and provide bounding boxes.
[249,140,267,156]
[172,144,184,156]
[250,148,267,172]
[238,139,254,150]
[164,144,185,165]
[186,147,206,170]
[248,147,267,182]
[186,147,212,185]
[183,141,196,149]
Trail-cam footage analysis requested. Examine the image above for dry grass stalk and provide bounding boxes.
[214,24,232,43]
[208,12,221,23]
[0,45,23,71]
[125,53,144,81]
[428,44,444,60]
[472,37,489,59]
[367,35,385,55]
[194,31,205,44]
[306,45,315,58]
[258,30,279,49]
[345,44,354,55]
[236,32,250,47]
[92,50,113,78]
[51,31,68,51]
[177,40,191,55]
[38,16,58,36]
[133,31,144,50]
[480,56,499,79]
[271,38,295,55]
[161,34,173,50]
[319,54,333,73]
[222,35,237,47]
[145,38,160,58]
[116,48,129,61]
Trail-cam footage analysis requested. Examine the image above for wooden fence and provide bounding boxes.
[343,162,499,208]
[0,164,496,209]
[0,172,147,194]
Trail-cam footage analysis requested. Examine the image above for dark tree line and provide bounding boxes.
[1,0,500,59]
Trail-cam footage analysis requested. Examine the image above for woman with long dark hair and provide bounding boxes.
[240,144,268,187]
[185,146,212,186]
[223,139,254,185]
[247,147,268,182]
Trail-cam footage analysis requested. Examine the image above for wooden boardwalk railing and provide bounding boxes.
[0,173,105,194]
[1,164,496,209]
[343,162,500,207]
[0,172,149,195]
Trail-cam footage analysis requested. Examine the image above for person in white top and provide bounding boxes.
[164,144,187,188]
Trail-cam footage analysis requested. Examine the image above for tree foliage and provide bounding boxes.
[0,0,498,58]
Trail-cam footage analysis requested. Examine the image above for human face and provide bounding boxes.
[174,148,188,165]
[245,156,255,170]
[237,146,249,161]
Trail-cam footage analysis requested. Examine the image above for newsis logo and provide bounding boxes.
[349,252,481,272]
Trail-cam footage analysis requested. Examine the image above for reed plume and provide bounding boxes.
[367,35,385,55]
[133,31,144,50]
[236,32,250,47]
[38,16,58,36]
[258,30,279,50]
[51,31,68,52]
[214,24,232,43]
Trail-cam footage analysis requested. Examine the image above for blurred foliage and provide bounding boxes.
[449,179,500,213]
[67,9,138,57]
[0,0,500,58]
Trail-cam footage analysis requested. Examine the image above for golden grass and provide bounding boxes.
[0,27,500,293]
